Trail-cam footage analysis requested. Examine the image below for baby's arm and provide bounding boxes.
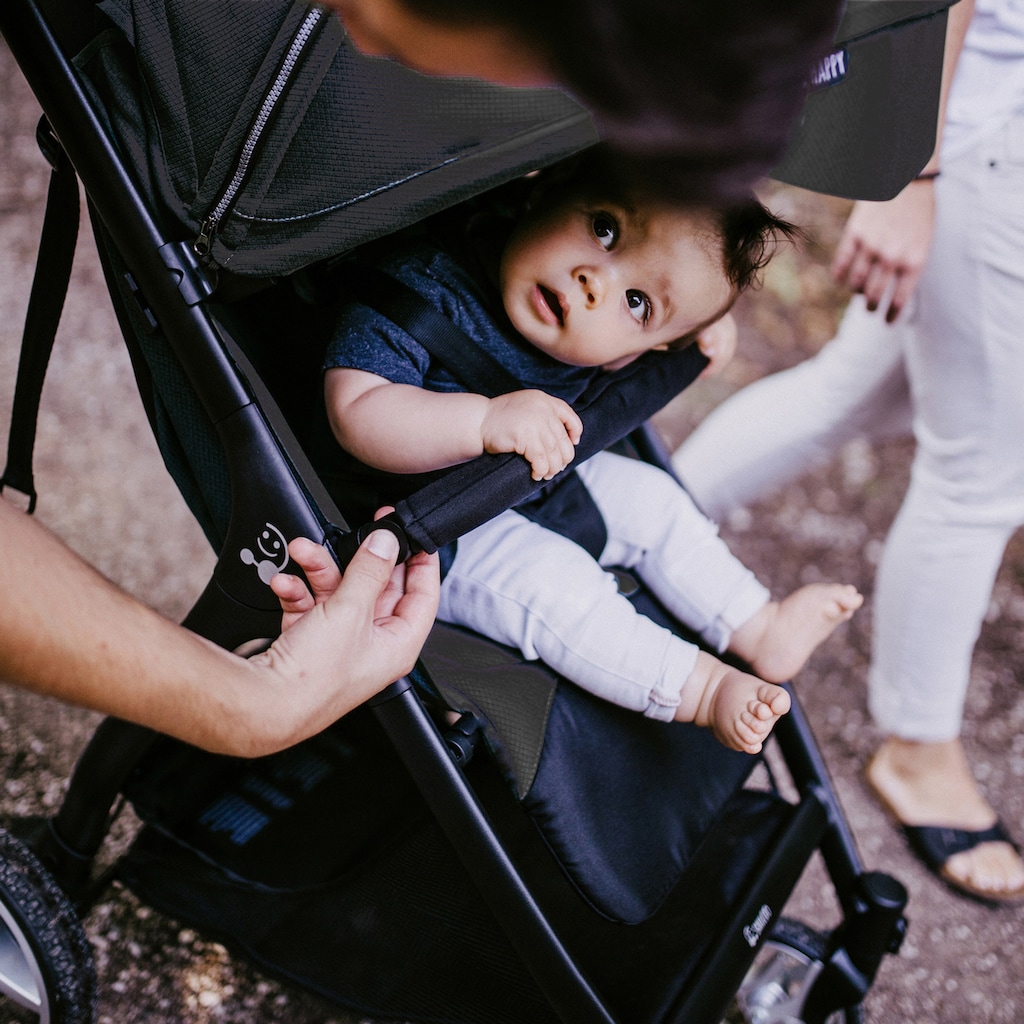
[326,368,582,480]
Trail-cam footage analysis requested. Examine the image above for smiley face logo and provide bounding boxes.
[240,522,290,585]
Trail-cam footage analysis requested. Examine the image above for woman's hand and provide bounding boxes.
[263,516,440,746]
[831,180,937,322]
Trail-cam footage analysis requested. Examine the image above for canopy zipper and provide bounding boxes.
[194,5,325,261]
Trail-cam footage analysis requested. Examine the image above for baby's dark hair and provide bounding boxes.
[530,145,799,304]
[716,198,799,295]
[659,198,799,351]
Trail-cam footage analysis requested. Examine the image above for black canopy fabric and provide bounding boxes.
[772,0,958,200]
[84,0,596,276]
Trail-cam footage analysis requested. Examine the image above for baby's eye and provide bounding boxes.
[626,289,652,324]
[592,212,618,250]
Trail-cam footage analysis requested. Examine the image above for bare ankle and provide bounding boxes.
[728,602,775,666]
[674,651,721,726]
[870,737,996,829]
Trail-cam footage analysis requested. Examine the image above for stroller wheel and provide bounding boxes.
[724,917,862,1024]
[0,828,97,1024]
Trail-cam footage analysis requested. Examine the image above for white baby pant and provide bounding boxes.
[437,450,769,722]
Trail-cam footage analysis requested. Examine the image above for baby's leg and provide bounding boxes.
[577,452,771,654]
[675,652,791,754]
[729,584,863,682]
[438,509,701,721]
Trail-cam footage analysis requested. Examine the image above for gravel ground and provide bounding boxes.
[2,32,1024,1024]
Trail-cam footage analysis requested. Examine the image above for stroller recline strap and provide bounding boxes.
[1,121,80,513]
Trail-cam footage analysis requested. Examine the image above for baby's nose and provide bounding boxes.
[577,271,604,306]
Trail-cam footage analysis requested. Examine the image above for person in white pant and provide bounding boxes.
[674,0,1024,902]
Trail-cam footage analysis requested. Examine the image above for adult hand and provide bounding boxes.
[830,179,937,323]
[0,498,438,757]
[263,521,440,745]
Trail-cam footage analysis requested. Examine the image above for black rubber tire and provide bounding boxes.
[0,828,97,1024]
[724,917,863,1024]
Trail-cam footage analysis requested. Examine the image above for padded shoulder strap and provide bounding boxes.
[343,263,523,397]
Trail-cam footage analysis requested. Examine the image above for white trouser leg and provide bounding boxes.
[672,296,912,521]
[438,507,700,722]
[869,119,1024,740]
[437,452,772,721]
[576,452,769,652]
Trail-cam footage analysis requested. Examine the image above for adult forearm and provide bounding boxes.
[0,500,276,750]
[0,501,439,757]
[922,0,975,172]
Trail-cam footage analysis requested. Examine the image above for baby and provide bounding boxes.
[322,158,861,754]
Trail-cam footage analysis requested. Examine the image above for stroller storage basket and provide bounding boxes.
[0,0,933,1020]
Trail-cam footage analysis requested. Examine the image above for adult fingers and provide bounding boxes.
[841,245,877,294]
[885,267,921,323]
[286,536,342,605]
[861,259,895,313]
[269,572,315,623]
[329,527,403,621]
[383,550,440,633]
[830,231,860,286]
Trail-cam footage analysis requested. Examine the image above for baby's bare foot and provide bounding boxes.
[675,652,791,754]
[731,583,862,682]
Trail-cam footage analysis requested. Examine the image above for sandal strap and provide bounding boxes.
[903,821,1016,869]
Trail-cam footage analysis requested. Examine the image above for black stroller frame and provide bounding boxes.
[0,1,931,1022]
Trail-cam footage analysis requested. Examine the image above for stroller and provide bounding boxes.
[0,0,956,1021]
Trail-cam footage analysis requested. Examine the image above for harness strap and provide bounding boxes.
[343,263,523,397]
[1,119,80,513]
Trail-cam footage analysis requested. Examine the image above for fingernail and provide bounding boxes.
[366,528,399,559]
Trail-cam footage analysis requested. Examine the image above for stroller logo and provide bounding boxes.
[743,904,773,948]
[240,522,290,585]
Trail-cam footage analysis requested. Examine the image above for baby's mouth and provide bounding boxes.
[538,285,565,326]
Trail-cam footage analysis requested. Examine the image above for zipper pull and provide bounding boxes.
[194,216,217,260]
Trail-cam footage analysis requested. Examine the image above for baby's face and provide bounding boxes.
[500,195,733,370]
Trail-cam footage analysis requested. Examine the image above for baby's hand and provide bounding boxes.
[696,312,738,377]
[481,390,583,480]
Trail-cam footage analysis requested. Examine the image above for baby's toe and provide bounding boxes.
[734,718,765,754]
[742,707,773,734]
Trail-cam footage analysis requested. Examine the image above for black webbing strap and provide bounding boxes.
[342,263,524,397]
[1,119,80,513]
